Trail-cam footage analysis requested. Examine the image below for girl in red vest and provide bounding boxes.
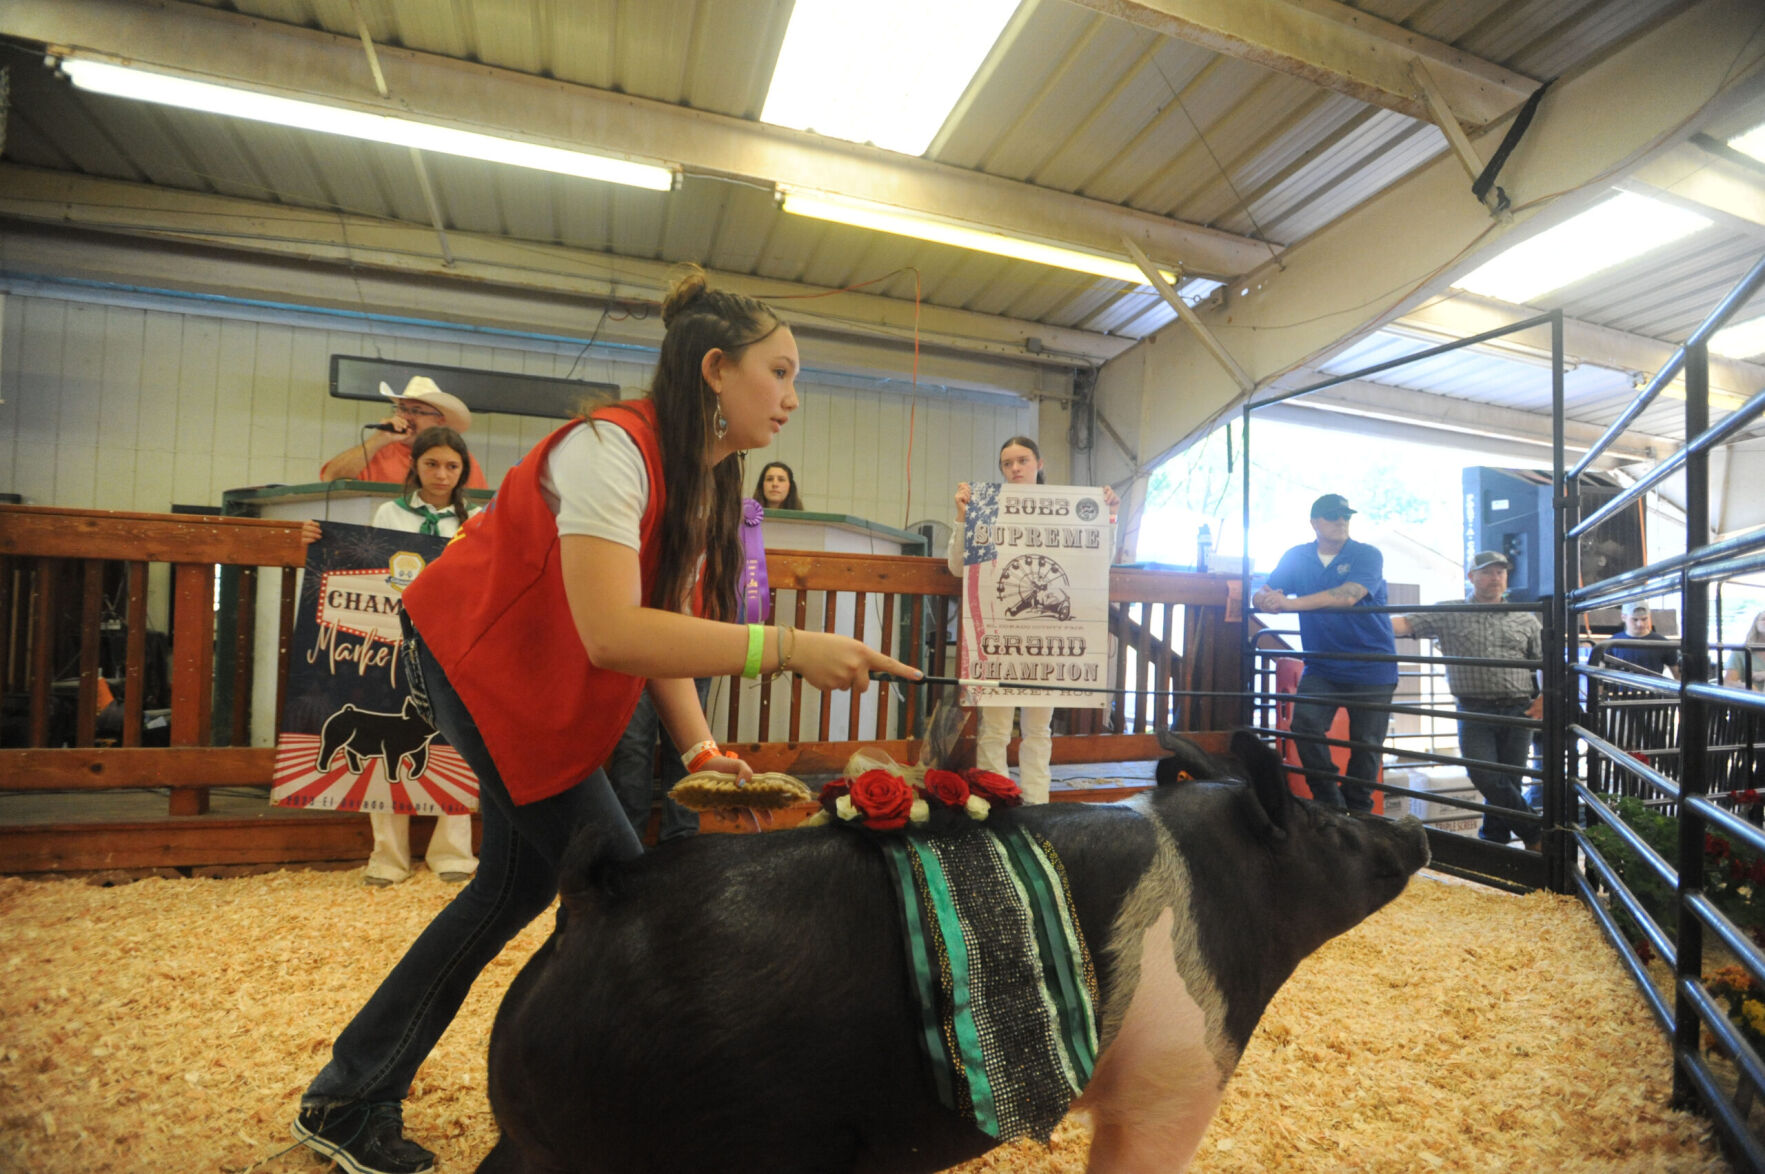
[295,266,921,1174]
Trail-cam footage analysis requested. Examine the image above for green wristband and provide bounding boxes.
[742,623,765,679]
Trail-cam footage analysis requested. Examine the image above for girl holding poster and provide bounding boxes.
[294,266,920,1174]
[298,426,483,887]
[362,427,481,886]
[949,436,1116,806]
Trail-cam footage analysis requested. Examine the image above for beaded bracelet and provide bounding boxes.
[765,624,797,683]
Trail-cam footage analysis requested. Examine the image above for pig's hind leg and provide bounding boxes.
[1074,907,1228,1174]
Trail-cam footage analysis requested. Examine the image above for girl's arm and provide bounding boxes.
[648,676,745,779]
[560,535,920,691]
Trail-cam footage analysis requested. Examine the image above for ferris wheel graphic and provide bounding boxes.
[995,554,1073,622]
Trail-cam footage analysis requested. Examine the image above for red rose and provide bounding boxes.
[849,769,916,830]
[923,769,970,809]
[1708,834,1730,859]
[818,778,851,815]
[962,769,1023,808]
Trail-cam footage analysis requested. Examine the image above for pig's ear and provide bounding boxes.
[1230,730,1293,836]
[1154,729,1226,783]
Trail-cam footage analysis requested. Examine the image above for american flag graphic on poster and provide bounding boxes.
[958,483,1111,709]
[270,523,479,816]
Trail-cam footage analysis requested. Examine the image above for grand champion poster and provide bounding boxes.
[957,483,1111,709]
[270,522,480,816]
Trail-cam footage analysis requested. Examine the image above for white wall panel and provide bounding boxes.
[0,291,1037,541]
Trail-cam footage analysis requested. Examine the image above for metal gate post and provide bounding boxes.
[1671,339,1712,1107]
[1546,311,1572,894]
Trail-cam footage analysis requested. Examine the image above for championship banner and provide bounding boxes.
[270,523,480,816]
[957,483,1110,709]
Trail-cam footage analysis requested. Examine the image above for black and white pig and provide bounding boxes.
[477,731,1429,1174]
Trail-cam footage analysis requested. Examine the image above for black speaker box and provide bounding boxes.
[1462,467,1645,602]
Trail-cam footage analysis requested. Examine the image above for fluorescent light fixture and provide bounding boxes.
[761,0,1019,156]
[60,57,675,191]
[1730,121,1765,163]
[779,188,1172,285]
[1657,376,1749,411]
[1451,191,1711,305]
[1710,315,1765,360]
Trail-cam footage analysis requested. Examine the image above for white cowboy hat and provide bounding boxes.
[379,376,472,433]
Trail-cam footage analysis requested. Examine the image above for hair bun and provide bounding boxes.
[660,264,711,328]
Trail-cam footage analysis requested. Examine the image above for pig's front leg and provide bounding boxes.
[1075,907,1229,1174]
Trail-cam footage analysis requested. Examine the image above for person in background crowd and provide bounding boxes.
[753,460,803,510]
[302,427,483,886]
[319,376,490,489]
[1591,602,1681,679]
[292,266,919,1174]
[947,435,1116,805]
[1392,551,1542,850]
[1251,493,1398,813]
[1724,608,1765,691]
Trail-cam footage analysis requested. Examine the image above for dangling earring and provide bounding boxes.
[713,402,729,440]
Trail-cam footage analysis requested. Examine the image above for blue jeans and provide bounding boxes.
[1288,673,1395,812]
[303,634,642,1108]
[1457,697,1537,845]
[606,682,707,843]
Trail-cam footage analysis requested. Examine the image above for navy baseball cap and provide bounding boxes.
[1310,494,1356,518]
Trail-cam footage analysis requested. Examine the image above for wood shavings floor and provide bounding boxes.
[0,867,1728,1173]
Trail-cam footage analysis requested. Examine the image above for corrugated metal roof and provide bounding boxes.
[1,0,1744,383]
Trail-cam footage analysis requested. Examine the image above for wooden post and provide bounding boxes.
[169,562,216,815]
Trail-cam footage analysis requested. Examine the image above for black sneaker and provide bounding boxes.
[292,1101,435,1174]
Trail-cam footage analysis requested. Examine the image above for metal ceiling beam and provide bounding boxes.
[1263,373,1672,465]
[1092,0,1765,550]
[1065,0,1538,128]
[1622,141,1765,239]
[1398,293,1765,402]
[2,0,1274,280]
[0,219,1078,400]
[0,164,1134,367]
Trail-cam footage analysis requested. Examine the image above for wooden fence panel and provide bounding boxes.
[1,506,1247,873]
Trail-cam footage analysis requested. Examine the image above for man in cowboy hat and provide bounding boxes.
[1392,551,1543,850]
[319,375,490,488]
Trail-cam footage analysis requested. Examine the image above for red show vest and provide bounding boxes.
[404,400,666,805]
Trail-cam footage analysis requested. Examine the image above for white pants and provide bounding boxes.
[975,705,1054,804]
[365,811,478,882]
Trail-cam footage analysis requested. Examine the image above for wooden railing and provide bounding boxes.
[1,506,1244,872]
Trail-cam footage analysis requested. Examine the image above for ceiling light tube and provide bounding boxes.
[778,188,1174,286]
[59,57,675,192]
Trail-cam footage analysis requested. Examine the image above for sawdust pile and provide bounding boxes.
[0,869,1725,1173]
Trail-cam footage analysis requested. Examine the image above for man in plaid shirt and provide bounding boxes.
[1392,551,1542,849]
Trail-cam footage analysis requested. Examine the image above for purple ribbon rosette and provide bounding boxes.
[740,497,771,623]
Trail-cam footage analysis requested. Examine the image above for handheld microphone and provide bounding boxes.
[364,422,403,433]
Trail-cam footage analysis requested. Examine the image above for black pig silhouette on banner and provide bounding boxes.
[271,522,478,817]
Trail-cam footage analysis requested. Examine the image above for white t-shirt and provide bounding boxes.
[371,493,478,537]
[540,420,649,550]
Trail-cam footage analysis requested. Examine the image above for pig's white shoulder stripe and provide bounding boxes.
[1097,796,1238,1084]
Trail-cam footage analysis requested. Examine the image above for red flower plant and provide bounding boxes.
[848,769,917,831]
[962,768,1023,809]
[922,769,971,810]
[817,778,851,816]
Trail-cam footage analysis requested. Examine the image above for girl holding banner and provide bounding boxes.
[299,427,483,886]
[294,266,920,1174]
[949,436,1116,806]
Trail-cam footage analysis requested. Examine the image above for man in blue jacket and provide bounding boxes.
[1251,494,1397,812]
